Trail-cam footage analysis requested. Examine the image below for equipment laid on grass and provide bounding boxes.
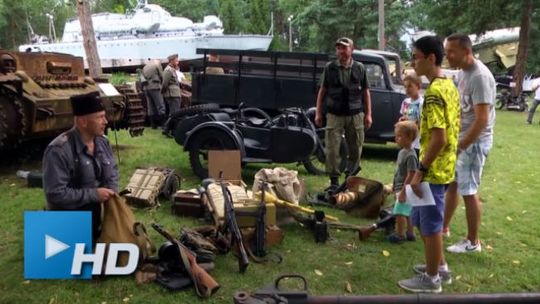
[219,171,250,273]
[98,194,155,267]
[255,191,339,222]
[124,167,179,208]
[171,190,206,218]
[309,174,385,219]
[233,274,540,304]
[358,211,396,241]
[151,223,220,298]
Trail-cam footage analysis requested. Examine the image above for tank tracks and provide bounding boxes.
[0,86,26,151]
[115,84,146,137]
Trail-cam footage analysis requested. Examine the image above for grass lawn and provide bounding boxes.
[1,109,539,303]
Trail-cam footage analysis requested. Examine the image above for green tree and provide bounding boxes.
[248,0,271,34]
[0,0,74,49]
[157,0,219,21]
[218,0,248,34]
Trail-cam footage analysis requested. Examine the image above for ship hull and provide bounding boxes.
[19,34,272,70]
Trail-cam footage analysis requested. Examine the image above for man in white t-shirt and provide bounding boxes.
[526,78,540,124]
[443,33,496,253]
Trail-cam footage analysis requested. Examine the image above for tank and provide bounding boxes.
[0,50,140,152]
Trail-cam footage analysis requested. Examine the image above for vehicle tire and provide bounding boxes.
[518,96,529,112]
[495,95,504,110]
[161,173,180,200]
[303,131,347,175]
[171,103,221,119]
[188,129,238,179]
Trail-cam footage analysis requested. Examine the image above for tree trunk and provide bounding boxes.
[77,0,102,78]
[512,0,533,97]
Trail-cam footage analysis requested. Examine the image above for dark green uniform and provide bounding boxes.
[320,59,369,177]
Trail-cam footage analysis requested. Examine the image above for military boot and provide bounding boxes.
[149,115,157,129]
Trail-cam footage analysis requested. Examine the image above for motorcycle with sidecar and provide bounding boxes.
[171,104,347,179]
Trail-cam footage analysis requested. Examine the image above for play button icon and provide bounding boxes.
[45,234,70,259]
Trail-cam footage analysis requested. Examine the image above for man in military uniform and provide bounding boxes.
[161,53,182,137]
[315,37,372,188]
[43,91,119,243]
[142,59,166,129]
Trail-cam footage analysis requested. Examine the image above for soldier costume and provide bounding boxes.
[142,61,166,128]
[161,53,182,136]
[43,91,119,242]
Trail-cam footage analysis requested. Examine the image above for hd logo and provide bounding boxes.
[24,211,139,279]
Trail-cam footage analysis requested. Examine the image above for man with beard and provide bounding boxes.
[315,37,372,188]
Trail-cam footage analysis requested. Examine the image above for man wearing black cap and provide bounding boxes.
[161,53,182,137]
[43,91,119,242]
[315,37,372,188]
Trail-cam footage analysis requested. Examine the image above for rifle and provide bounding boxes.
[219,171,250,273]
[233,274,540,304]
[253,183,266,257]
[151,223,220,298]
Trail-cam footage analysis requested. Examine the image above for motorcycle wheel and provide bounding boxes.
[495,94,505,110]
[188,129,238,179]
[303,131,347,175]
[518,96,529,112]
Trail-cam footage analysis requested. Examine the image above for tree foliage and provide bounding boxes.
[0,0,538,75]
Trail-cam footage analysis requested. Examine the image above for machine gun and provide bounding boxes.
[219,171,250,273]
[233,274,540,304]
[151,223,220,298]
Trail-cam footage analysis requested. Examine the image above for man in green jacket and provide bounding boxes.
[315,37,372,188]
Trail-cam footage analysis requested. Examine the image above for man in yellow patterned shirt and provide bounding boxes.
[398,36,460,294]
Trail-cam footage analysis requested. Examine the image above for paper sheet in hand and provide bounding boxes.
[405,182,436,206]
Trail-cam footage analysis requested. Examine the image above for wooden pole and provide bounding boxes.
[378,0,385,50]
[512,0,532,97]
[76,0,102,78]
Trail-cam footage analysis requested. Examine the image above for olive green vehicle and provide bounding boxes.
[0,50,145,152]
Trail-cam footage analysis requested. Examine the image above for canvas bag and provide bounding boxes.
[98,194,155,267]
[252,167,303,204]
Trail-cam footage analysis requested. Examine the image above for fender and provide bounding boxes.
[183,121,246,158]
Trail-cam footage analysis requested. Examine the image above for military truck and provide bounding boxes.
[0,50,145,152]
[190,48,406,143]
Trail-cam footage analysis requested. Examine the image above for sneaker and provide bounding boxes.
[406,231,416,242]
[413,264,452,284]
[447,239,482,253]
[387,233,405,244]
[398,273,442,293]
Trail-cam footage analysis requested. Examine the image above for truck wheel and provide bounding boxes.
[188,129,238,179]
[172,103,221,119]
[303,132,347,175]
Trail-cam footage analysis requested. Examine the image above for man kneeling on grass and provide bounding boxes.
[398,35,460,293]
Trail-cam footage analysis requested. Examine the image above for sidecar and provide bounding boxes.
[175,107,318,179]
